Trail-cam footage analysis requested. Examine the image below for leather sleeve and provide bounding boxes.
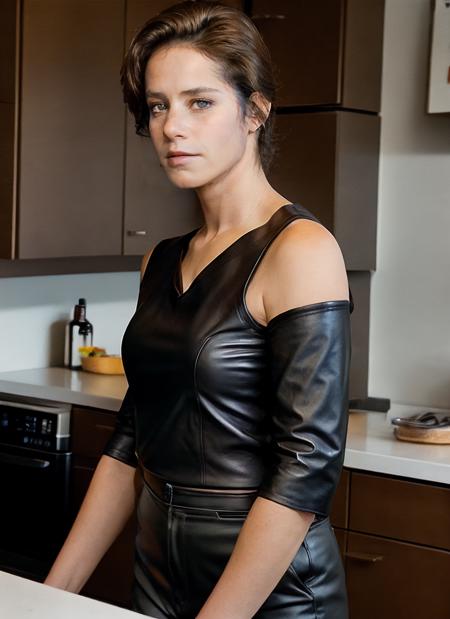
[257,300,352,519]
[102,386,138,467]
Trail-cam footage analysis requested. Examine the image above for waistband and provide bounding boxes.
[139,464,259,510]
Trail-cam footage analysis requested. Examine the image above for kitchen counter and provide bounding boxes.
[0,569,149,619]
[0,367,127,411]
[345,402,450,484]
[0,367,449,485]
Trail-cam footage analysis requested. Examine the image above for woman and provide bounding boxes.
[45,1,353,617]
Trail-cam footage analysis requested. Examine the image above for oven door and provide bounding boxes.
[0,442,71,580]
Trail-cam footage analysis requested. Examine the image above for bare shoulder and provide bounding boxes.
[262,218,350,321]
[140,245,156,282]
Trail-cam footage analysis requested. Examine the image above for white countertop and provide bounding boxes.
[0,367,449,485]
[0,570,150,619]
[346,402,450,484]
[0,367,127,411]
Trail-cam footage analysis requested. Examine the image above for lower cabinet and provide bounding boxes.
[346,531,450,619]
[329,469,450,619]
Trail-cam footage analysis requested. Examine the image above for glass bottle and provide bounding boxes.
[64,298,94,370]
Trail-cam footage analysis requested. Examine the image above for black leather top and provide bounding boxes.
[103,202,353,517]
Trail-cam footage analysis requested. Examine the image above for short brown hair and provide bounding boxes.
[121,0,278,172]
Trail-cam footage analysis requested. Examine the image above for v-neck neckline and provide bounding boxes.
[173,202,295,299]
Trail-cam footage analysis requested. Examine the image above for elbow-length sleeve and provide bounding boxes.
[257,299,352,519]
[102,386,138,468]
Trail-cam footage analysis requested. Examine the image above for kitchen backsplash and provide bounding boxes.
[0,271,140,372]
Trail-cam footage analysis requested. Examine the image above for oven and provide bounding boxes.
[0,393,72,582]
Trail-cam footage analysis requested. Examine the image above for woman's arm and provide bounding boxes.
[196,220,351,619]
[196,497,314,619]
[44,247,156,593]
[44,455,139,593]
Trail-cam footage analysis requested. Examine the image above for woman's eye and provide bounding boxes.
[148,102,165,115]
[193,99,212,110]
[147,99,212,116]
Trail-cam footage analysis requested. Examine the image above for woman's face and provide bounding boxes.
[144,44,257,189]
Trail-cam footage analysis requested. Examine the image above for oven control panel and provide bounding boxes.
[0,396,71,452]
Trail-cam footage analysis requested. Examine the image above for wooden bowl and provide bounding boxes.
[393,425,450,445]
[81,355,125,375]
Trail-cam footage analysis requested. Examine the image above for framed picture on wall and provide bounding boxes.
[427,0,450,113]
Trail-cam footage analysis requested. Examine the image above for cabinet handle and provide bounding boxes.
[251,14,286,20]
[127,230,147,236]
[344,551,384,563]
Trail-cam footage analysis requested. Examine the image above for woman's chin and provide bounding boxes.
[165,171,206,190]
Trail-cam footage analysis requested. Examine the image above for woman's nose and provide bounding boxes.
[162,106,187,139]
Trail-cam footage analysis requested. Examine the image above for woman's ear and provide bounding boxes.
[248,91,271,133]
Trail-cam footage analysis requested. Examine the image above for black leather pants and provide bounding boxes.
[131,477,349,618]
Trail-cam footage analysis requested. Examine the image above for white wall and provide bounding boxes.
[369,0,450,408]
[0,272,139,372]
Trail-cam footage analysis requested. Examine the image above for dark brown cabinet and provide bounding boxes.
[269,111,380,271]
[338,470,450,619]
[0,0,18,260]
[251,0,385,112]
[18,0,126,259]
[346,532,449,619]
[1,0,382,288]
[1,0,247,264]
[1,0,128,261]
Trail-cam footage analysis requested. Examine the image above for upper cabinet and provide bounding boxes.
[250,0,385,112]
[0,0,207,262]
[0,0,18,259]
[250,0,385,272]
[18,0,125,259]
[0,0,244,263]
[269,111,380,271]
[0,0,380,275]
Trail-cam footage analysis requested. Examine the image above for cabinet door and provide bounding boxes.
[19,0,125,258]
[268,111,380,271]
[0,0,19,259]
[251,0,384,111]
[346,532,450,619]
[350,472,450,551]
[251,0,344,107]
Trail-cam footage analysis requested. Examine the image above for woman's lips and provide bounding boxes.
[166,154,198,167]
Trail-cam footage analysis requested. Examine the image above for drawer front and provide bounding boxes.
[71,406,116,459]
[350,472,450,550]
[346,532,450,619]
